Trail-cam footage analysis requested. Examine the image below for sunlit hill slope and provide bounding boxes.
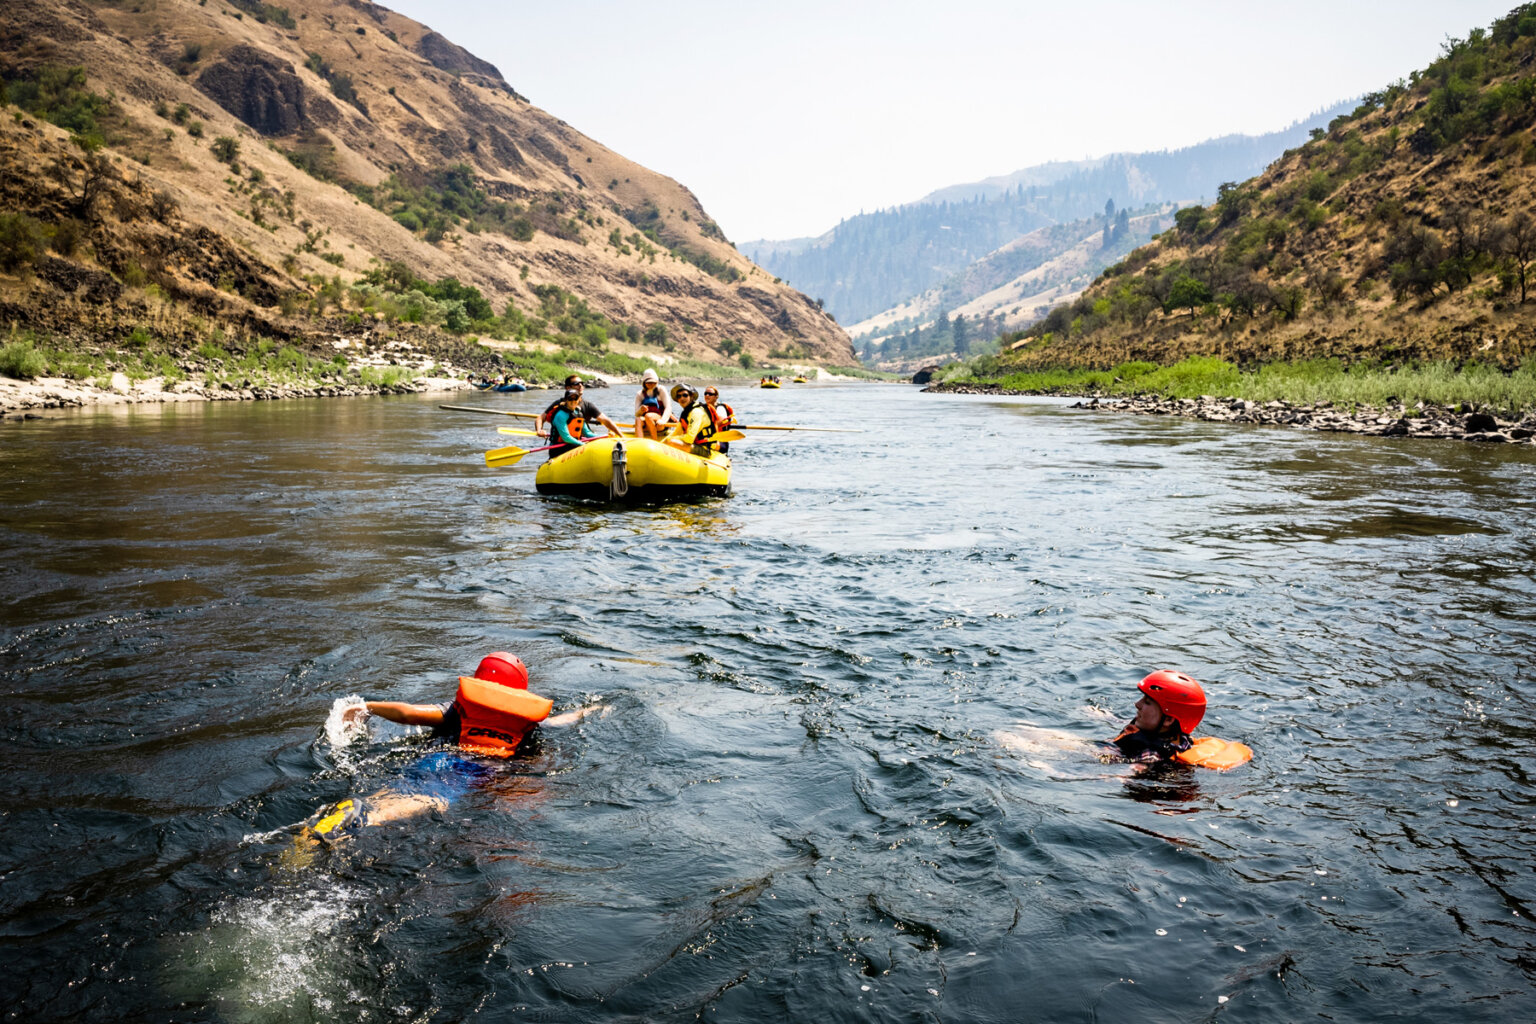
[999,6,1536,372]
[0,0,852,373]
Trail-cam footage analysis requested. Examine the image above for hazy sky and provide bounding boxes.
[384,0,1514,242]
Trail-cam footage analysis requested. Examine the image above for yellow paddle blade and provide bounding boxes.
[497,426,542,436]
[485,444,530,467]
[711,429,746,442]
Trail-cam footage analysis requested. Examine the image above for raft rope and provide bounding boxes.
[609,440,629,499]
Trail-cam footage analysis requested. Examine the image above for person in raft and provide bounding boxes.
[1105,670,1252,769]
[668,383,719,457]
[547,386,622,458]
[537,375,620,439]
[702,386,735,454]
[285,653,599,860]
[634,368,675,440]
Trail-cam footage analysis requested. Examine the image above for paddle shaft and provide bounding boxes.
[442,404,540,419]
[445,403,861,432]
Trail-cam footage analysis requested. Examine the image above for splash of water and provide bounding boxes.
[324,695,369,749]
[165,880,379,1024]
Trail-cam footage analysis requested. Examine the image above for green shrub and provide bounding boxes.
[0,338,48,379]
[210,135,241,163]
[5,66,112,146]
[0,213,46,271]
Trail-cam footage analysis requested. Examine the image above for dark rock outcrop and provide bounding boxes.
[195,45,313,137]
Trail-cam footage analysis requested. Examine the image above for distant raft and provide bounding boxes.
[535,436,731,501]
[1174,736,1253,771]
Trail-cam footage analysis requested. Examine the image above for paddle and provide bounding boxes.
[441,404,541,419]
[663,429,746,450]
[444,402,861,432]
[732,424,862,432]
[497,427,543,437]
[484,442,562,467]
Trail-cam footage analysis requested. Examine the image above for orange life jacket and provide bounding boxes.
[453,675,552,757]
[1174,736,1254,771]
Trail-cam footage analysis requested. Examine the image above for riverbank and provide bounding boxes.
[0,370,483,418]
[0,359,863,419]
[925,381,1536,444]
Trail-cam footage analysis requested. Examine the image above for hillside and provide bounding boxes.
[0,0,852,383]
[740,102,1352,328]
[851,204,1175,369]
[998,6,1536,372]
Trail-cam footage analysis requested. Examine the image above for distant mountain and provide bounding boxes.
[1000,7,1536,372]
[853,203,1175,370]
[916,158,1102,206]
[742,103,1355,328]
[0,0,851,369]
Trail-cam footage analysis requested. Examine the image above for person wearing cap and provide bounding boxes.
[634,368,676,440]
[537,375,621,446]
[702,386,735,454]
[667,383,716,456]
[546,386,621,457]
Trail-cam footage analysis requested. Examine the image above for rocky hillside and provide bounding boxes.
[741,103,1351,328]
[0,0,852,375]
[1002,6,1536,371]
[851,204,1175,369]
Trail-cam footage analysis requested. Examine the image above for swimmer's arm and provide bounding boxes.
[544,703,606,727]
[349,701,446,727]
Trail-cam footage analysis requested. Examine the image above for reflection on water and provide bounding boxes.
[1,388,1534,1021]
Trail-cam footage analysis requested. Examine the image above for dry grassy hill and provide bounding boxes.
[999,6,1536,372]
[0,0,852,375]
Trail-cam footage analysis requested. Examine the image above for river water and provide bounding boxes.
[1,383,1533,1022]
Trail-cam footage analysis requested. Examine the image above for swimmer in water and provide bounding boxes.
[997,669,1250,772]
[283,653,600,866]
[1105,670,1204,762]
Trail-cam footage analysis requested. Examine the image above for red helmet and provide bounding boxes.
[474,652,528,690]
[1138,670,1206,733]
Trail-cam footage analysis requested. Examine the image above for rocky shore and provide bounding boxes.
[923,382,1536,444]
[0,371,478,419]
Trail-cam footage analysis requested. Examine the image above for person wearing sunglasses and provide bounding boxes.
[702,387,735,453]
[537,374,620,442]
[668,383,716,456]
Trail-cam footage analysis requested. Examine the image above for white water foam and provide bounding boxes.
[166,880,377,1023]
[324,695,369,749]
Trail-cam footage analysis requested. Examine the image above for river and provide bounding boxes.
[1,383,1533,1022]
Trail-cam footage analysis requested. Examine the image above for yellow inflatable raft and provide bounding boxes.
[535,437,732,500]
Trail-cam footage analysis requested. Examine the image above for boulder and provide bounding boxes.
[1463,411,1499,433]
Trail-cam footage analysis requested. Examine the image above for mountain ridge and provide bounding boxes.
[741,102,1354,328]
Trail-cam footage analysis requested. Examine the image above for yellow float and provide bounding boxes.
[535,436,731,500]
